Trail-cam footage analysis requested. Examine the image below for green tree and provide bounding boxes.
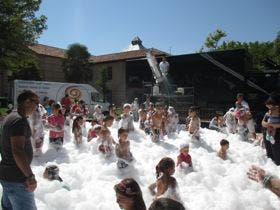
[203,29,227,51]
[0,0,47,74]
[273,32,280,66]
[94,68,109,102]
[63,43,92,83]
[201,29,280,70]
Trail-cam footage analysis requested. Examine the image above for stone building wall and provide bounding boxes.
[37,54,65,82]
[93,61,126,105]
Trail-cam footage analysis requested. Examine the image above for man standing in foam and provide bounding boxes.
[0,90,38,210]
[159,56,170,78]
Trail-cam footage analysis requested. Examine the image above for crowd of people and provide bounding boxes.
[0,89,280,209]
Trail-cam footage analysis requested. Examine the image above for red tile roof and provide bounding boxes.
[29,44,168,63]
[90,48,168,63]
[29,44,66,58]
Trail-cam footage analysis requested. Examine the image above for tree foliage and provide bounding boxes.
[203,29,227,51]
[0,0,47,74]
[63,43,92,83]
[202,29,280,70]
[94,68,110,102]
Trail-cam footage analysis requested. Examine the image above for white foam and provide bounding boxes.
[2,123,280,209]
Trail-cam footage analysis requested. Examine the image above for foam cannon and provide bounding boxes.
[146,51,164,84]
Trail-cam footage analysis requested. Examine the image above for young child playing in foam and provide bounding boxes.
[47,103,65,150]
[115,128,133,169]
[217,139,229,160]
[93,105,104,125]
[119,103,134,132]
[149,157,181,202]
[165,106,179,135]
[29,103,46,157]
[186,106,201,140]
[148,102,165,142]
[43,165,70,191]
[87,119,99,142]
[72,116,84,145]
[138,104,147,130]
[224,107,237,134]
[177,143,192,169]
[98,116,116,156]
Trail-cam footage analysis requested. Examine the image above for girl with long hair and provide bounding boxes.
[114,178,146,210]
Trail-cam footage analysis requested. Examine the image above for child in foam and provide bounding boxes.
[165,106,179,135]
[43,165,70,191]
[87,119,98,142]
[109,104,118,121]
[114,178,146,210]
[235,100,256,142]
[72,116,84,145]
[148,103,165,142]
[29,104,47,157]
[209,111,226,133]
[177,143,192,169]
[93,104,104,125]
[131,97,139,122]
[186,106,201,141]
[115,128,133,169]
[138,104,147,130]
[149,157,181,202]
[98,116,116,156]
[223,107,237,134]
[119,103,134,132]
[217,139,229,160]
[62,105,72,142]
[47,103,65,150]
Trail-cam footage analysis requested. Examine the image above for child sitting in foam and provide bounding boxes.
[217,139,229,160]
[115,128,133,169]
[149,157,181,202]
[119,103,134,132]
[43,165,70,191]
[177,143,192,169]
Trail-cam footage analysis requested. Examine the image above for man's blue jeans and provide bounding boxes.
[0,180,37,210]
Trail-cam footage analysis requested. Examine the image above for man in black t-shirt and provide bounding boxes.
[0,90,39,210]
